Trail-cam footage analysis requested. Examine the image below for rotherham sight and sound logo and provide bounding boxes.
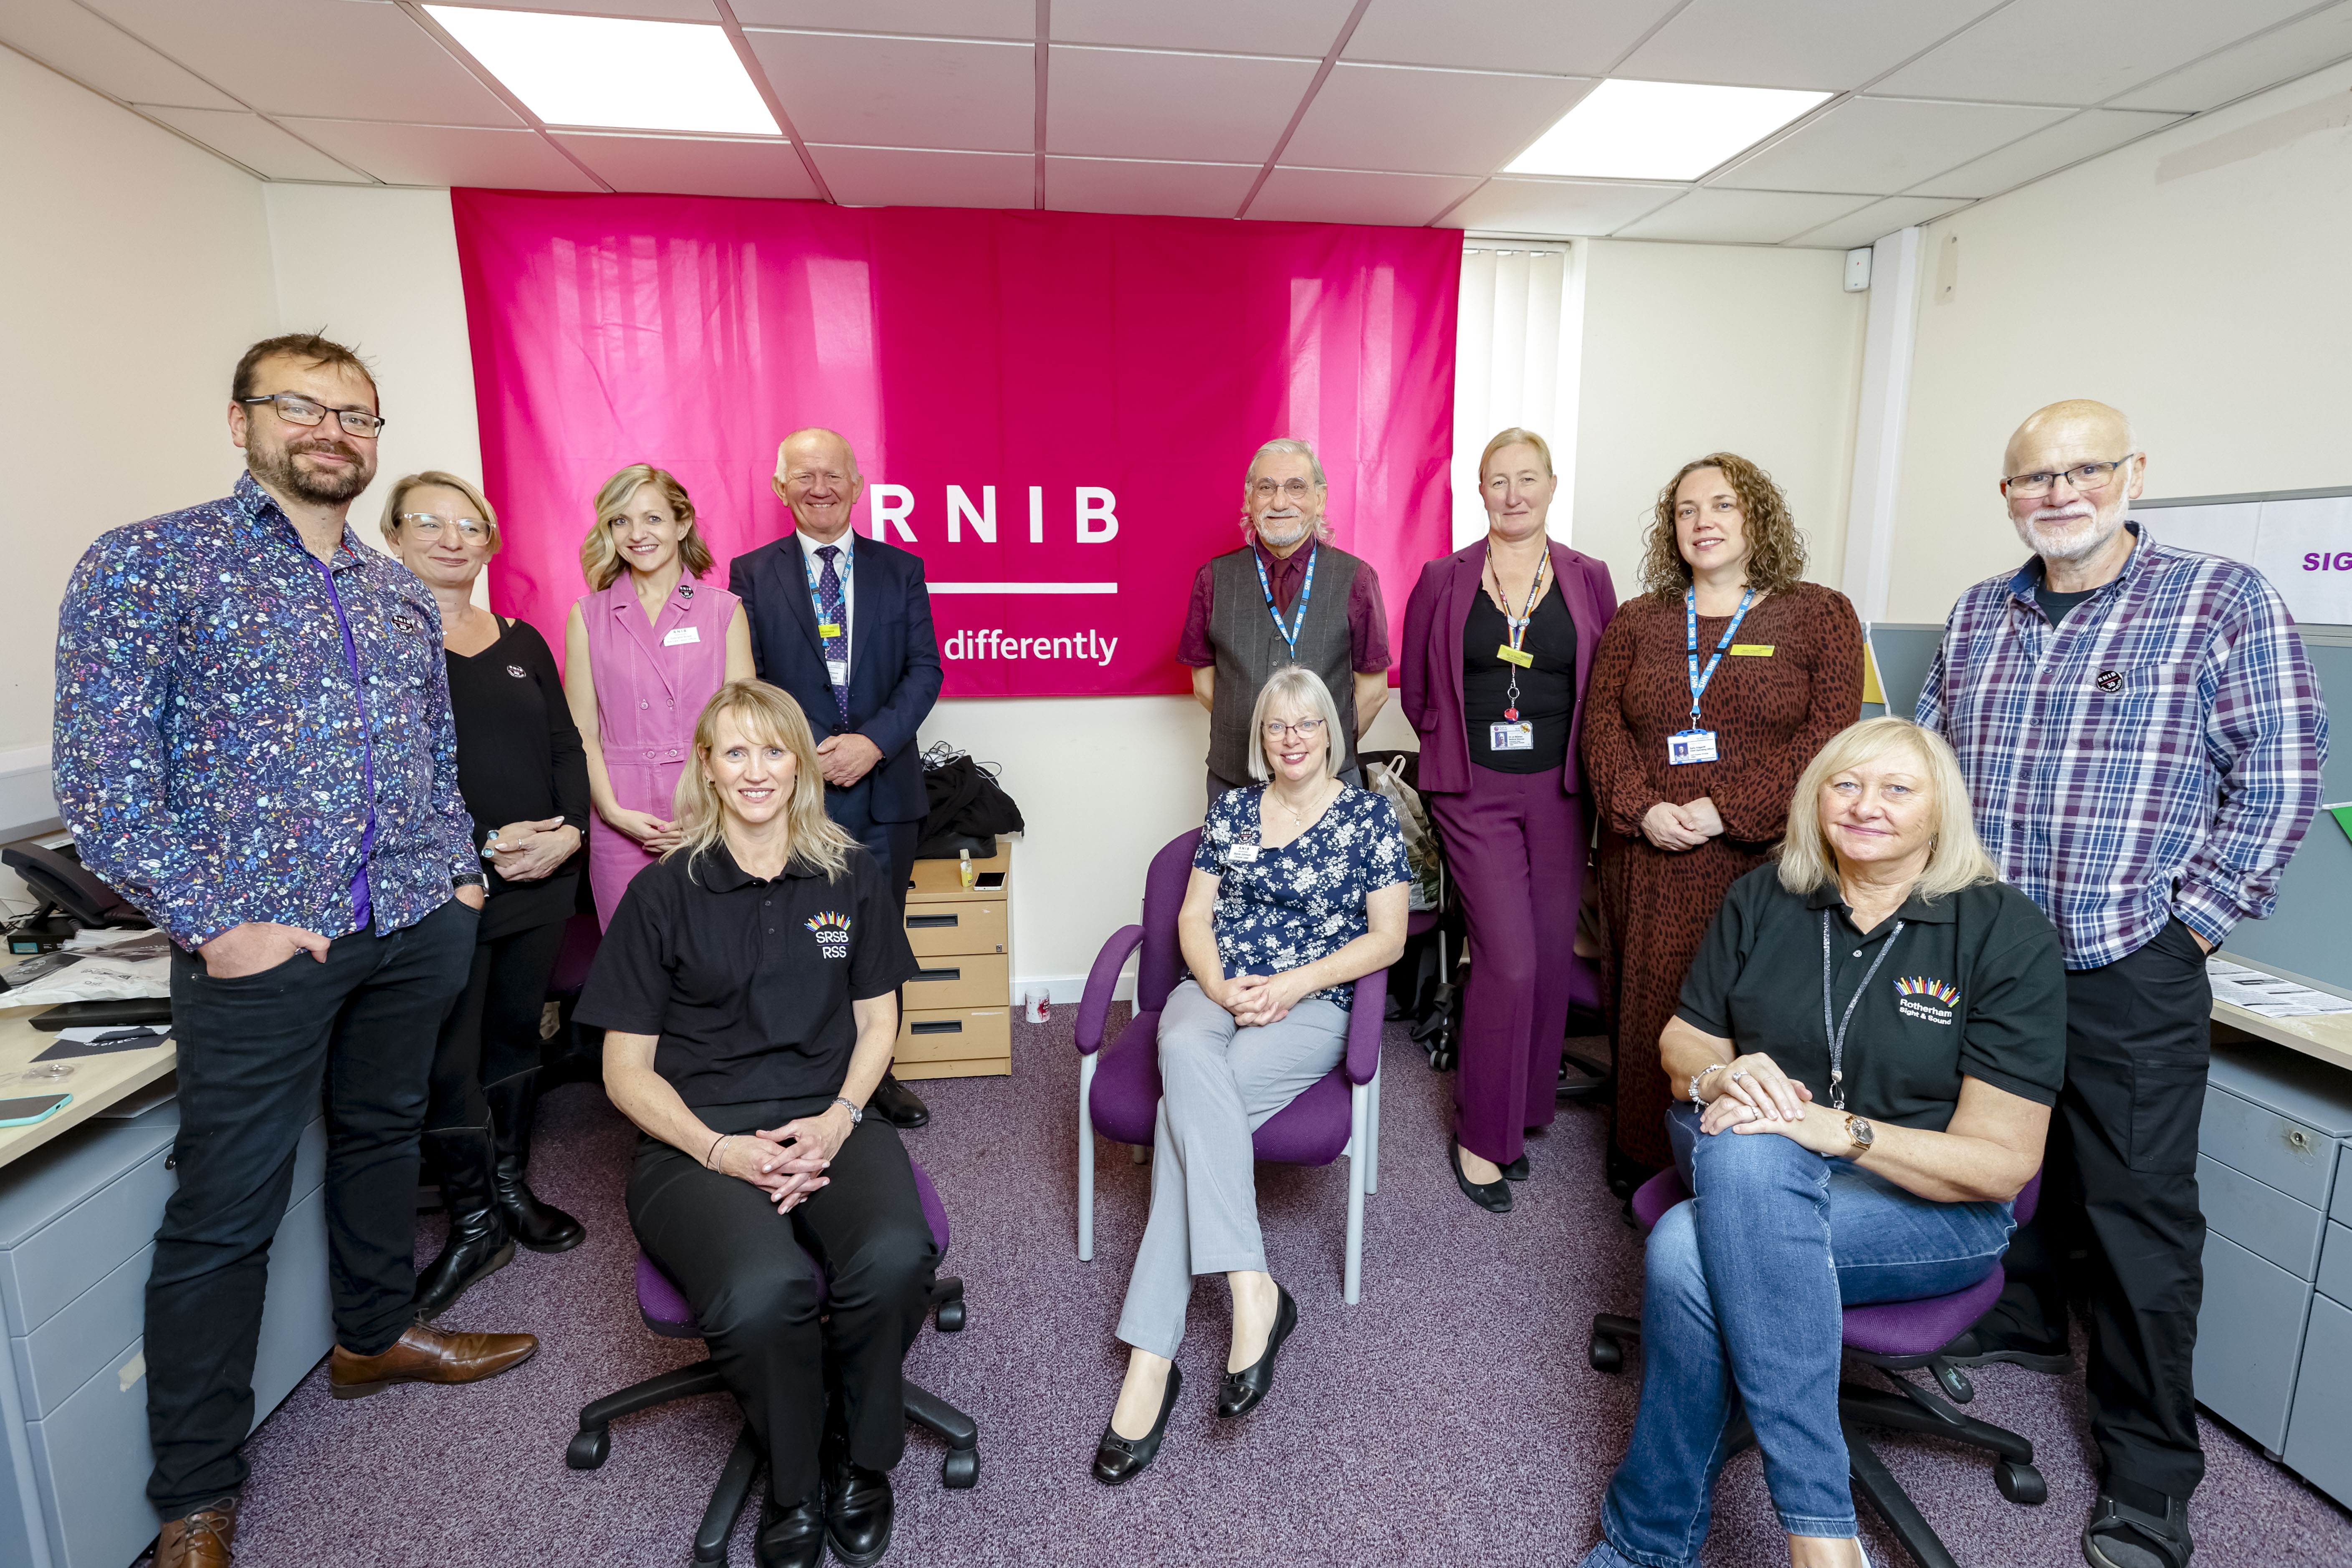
[1893,975,1959,1025]
[805,910,852,960]
[941,629,1120,666]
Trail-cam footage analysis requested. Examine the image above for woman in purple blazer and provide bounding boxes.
[1401,428,1617,1213]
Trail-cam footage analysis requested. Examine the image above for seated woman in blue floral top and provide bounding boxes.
[1093,665,1409,1486]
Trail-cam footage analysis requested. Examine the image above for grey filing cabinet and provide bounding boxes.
[0,1100,330,1568]
[2193,1039,2352,1507]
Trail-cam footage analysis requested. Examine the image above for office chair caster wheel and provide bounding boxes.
[1995,1460,2045,1505]
[942,1448,978,1489]
[936,1298,966,1333]
[566,1425,610,1470]
[1588,1334,1623,1373]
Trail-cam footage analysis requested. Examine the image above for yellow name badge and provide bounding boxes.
[1495,643,1534,668]
[1729,644,1775,657]
[818,623,842,637]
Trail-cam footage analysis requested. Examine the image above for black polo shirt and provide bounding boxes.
[577,839,918,1110]
[1675,865,2066,1131]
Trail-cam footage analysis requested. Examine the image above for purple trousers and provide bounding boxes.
[1429,766,1585,1166]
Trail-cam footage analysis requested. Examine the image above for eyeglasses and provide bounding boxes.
[237,392,387,438]
[1252,478,1318,500]
[397,514,491,543]
[1262,717,1328,740]
[2000,454,2135,498]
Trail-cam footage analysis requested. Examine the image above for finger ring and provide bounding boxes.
[1730,1069,1749,1082]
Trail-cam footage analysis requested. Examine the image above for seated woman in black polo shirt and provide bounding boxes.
[579,680,925,1568]
[1579,717,2065,1568]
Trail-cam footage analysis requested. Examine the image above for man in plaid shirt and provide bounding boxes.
[1918,399,2328,1568]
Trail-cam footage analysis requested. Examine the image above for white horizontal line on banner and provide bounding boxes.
[926,582,1119,594]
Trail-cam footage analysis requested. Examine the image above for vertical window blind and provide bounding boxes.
[1452,240,1579,548]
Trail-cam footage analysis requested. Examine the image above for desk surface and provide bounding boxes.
[2213,999,2352,1076]
[0,969,177,1171]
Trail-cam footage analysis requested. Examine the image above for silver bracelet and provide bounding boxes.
[1689,1064,1728,1104]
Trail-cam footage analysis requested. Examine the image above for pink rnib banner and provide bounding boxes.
[450,190,1459,696]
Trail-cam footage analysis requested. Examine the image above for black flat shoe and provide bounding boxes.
[1451,1143,1512,1213]
[1942,1328,2074,1374]
[754,1496,827,1568]
[825,1462,894,1567]
[1216,1285,1297,1418]
[1500,1154,1530,1182]
[1093,1363,1181,1485]
[869,1072,931,1129]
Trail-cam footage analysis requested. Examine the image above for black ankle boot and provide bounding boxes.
[413,1127,513,1320]
[485,1070,584,1253]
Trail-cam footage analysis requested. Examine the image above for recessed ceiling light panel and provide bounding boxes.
[425,5,779,137]
[1506,79,1832,182]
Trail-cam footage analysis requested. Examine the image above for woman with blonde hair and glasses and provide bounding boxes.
[563,463,754,928]
[579,680,927,1568]
[1579,717,2063,1568]
[1582,452,1862,1193]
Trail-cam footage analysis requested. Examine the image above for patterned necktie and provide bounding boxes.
[817,544,850,721]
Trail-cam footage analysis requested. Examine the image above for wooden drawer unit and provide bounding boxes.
[905,954,1009,1012]
[895,846,1014,1080]
[903,901,1006,959]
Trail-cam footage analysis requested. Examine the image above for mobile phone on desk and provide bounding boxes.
[0,1093,71,1128]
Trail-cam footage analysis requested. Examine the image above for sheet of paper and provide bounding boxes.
[2207,959,2352,1017]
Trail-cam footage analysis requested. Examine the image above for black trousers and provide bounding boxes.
[425,916,569,1131]
[147,900,477,1517]
[626,1098,937,1505]
[825,772,918,916]
[1987,916,2212,1500]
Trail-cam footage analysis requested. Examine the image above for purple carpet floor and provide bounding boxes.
[219,1013,2351,1567]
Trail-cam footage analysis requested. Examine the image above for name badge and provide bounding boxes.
[818,622,842,638]
[1490,721,1534,751]
[826,659,850,686]
[1729,644,1775,657]
[663,626,701,646]
[1228,843,1260,864]
[1495,643,1533,668]
[1668,728,1719,765]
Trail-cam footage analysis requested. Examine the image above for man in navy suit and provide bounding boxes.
[731,427,943,1128]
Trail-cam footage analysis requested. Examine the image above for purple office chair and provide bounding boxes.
[564,1162,977,1565]
[1587,1166,2048,1568]
[1074,830,1386,1303]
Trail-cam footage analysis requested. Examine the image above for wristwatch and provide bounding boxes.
[1844,1114,1875,1153]
[831,1096,864,1126]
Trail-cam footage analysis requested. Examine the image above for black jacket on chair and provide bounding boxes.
[729,533,943,826]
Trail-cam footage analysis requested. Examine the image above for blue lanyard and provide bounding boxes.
[1684,586,1756,725]
[1255,544,1317,660]
[805,544,852,637]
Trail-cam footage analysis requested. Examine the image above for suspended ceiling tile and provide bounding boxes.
[1047,46,1316,162]
[137,105,369,180]
[1050,0,1356,57]
[424,0,723,18]
[1712,96,2069,194]
[1871,0,2320,109]
[80,0,524,126]
[1615,187,1874,244]
[1247,166,1482,226]
[1281,63,1596,177]
[2113,2,2352,112]
[1909,107,2184,198]
[551,132,821,198]
[277,119,600,189]
[1343,0,1681,76]
[1617,0,1998,92]
[1043,156,1258,217]
[746,30,1032,152]
[0,0,243,109]
[808,143,1033,207]
[730,0,1032,38]
[1783,193,1971,250]
[1438,177,1687,235]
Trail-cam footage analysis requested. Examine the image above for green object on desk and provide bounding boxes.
[2330,804,2352,847]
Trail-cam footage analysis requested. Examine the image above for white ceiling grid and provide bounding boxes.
[2,0,2348,249]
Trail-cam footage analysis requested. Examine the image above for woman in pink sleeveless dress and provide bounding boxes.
[562,464,754,928]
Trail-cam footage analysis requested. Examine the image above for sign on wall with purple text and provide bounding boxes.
[2139,490,2352,626]
[450,190,1461,696]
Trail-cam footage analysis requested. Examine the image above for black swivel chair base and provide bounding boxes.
[567,1278,977,1566]
[1587,1311,2044,1568]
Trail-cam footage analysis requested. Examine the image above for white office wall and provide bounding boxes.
[1571,240,1868,601]
[0,47,276,763]
[1886,57,2352,624]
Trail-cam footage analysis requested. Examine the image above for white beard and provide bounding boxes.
[1255,516,1312,549]
[2013,500,2126,564]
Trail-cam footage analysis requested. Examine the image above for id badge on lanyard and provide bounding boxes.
[1673,586,1755,766]
[1490,549,1549,747]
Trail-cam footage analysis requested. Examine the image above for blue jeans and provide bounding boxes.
[1581,1107,2016,1568]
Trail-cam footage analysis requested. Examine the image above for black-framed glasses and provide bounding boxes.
[2001,454,2135,498]
[397,513,491,543]
[1262,717,1328,740]
[237,392,387,438]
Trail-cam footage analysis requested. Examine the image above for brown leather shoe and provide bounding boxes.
[154,1498,237,1567]
[329,1322,537,1400]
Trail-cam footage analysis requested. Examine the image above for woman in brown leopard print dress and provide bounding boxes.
[1581,453,1862,1175]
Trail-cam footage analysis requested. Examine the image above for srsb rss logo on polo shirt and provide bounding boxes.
[1894,976,1959,1025]
[805,911,852,960]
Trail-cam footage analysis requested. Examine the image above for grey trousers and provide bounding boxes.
[1114,979,1349,1359]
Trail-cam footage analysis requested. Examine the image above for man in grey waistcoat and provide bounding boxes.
[1178,438,1392,802]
